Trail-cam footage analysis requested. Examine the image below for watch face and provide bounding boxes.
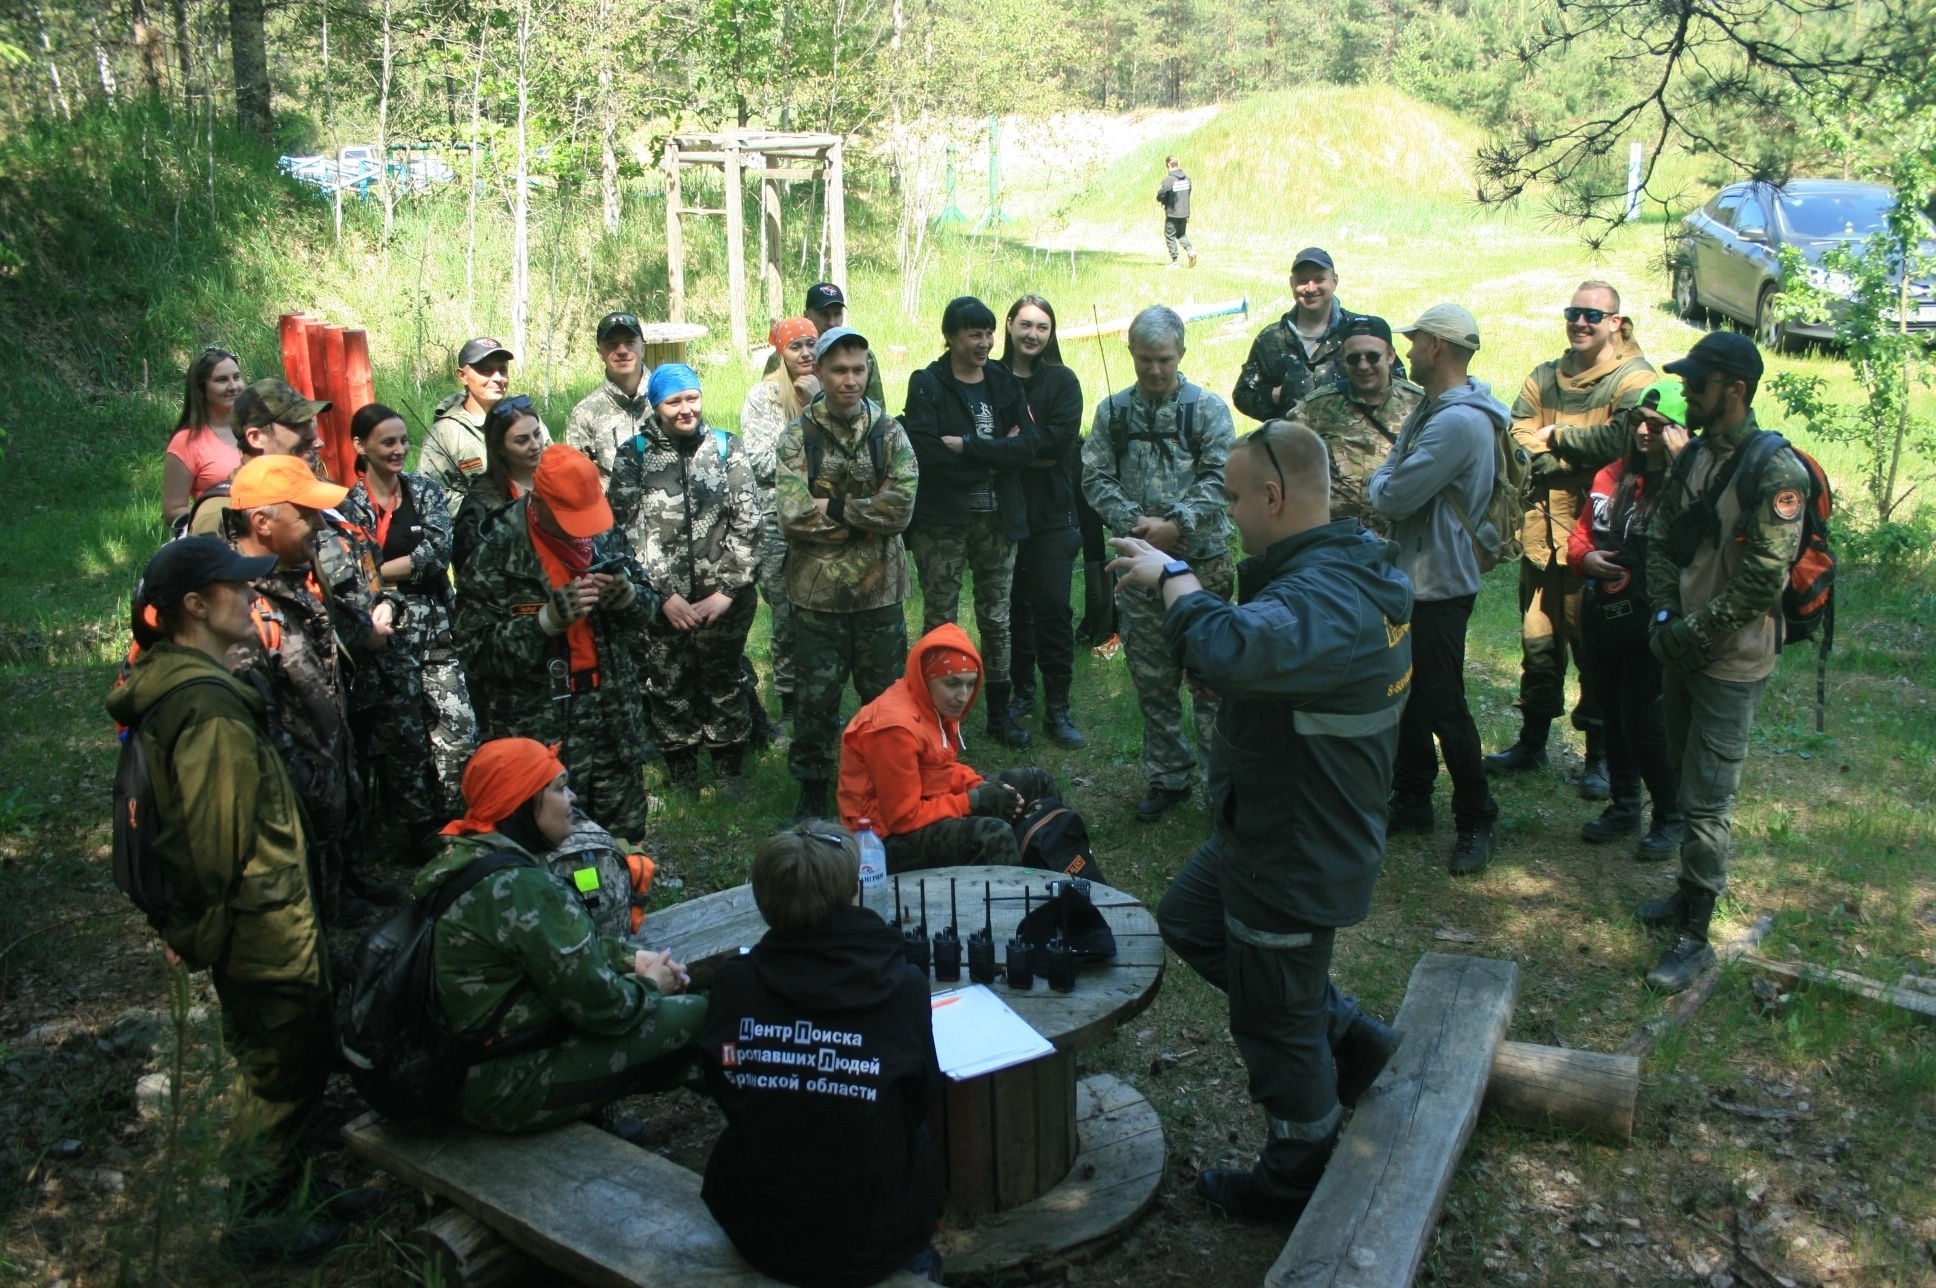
[1656,610,1672,624]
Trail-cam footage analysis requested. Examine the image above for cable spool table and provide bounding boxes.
[639,864,1167,1280]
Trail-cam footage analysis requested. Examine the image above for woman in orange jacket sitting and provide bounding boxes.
[838,624,1039,871]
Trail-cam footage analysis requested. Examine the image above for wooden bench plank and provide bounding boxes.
[342,1113,927,1287]
[1266,953,1520,1288]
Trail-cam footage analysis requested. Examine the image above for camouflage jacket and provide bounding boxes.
[341,471,458,660]
[1233,299,1405,423]
[417,832,663,1043]
[419,392,488,511]
[566,379,653,479]
[775,397,919,613]
[225,563,355,795]
[738,379,795,492]
[607,417,761,602]
[452,495,659,760]
[1080,378,1234,561]
[1644,411,1808,683]
[1511,342,1656,566]
[1291,378,1425,527]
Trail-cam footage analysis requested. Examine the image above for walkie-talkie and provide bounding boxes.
[967,881,997,984]
[932,878,962,982]
[904,878,931,975]
[1005,887,1035,990]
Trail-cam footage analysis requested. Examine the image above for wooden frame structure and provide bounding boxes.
[662,130,847,358]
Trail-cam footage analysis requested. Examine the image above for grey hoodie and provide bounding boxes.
[1368,378,1509,601]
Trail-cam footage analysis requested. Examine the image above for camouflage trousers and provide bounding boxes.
[789,603,908,783]
[908,512,1016,684]
[455,994,709,1133]
[1116,555,1233,791]
[883,815,1019,872]
[554,691,652,844]
[1516,557,1600,732]
[283,737,363,925]
[211,975,334,1186]
[643,590,756,754]
[358,598,478,830]
[756,510,795,696]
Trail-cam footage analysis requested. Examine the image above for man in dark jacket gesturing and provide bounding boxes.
[1111,420,1411,1224]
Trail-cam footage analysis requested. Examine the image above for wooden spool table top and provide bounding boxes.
[639,864,1165,1053]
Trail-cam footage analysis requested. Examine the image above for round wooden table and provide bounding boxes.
[640,864,1167,1278]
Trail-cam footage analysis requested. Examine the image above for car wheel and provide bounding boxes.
[1755,287,1790,353]
[1672,264,1703,322]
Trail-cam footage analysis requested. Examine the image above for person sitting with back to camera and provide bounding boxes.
[837,623,1044,871]
[698,823,945,1286]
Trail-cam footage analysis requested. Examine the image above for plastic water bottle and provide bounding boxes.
[855,819,888,893]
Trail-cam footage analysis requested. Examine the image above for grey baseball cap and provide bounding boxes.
[813,325,869,362]
[1396,303,1483,352]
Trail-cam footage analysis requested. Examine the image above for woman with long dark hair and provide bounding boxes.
[453,395,550,572]
[163,346,246,526]
[341,403,477,850]
[1000,295,1087,747]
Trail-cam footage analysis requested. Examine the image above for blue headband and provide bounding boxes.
[647,363,701,407]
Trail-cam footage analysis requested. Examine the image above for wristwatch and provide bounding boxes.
[1157,559,1193,589]
[1654,608,1676,626]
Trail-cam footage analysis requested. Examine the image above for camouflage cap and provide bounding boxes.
[233,378,331,430]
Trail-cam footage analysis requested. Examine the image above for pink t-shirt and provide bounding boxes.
[166,428,242,500]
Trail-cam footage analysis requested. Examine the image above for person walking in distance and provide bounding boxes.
[1639,332,1806,993]
[566,311,654,481]
[1369,304,1508,875]
[1081,306,1236,822]
[1157,156,1197,268]
[1486,282,1656,798]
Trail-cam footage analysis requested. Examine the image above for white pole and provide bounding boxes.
[1625,141,1644,222]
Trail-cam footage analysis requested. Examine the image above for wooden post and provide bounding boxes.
[826,140,847,293]
[279,314,315,399]
[664,140,685,324]
[760,160,784,323]
[320,325,354,485]
[723,142,747,356]
[1484,1041,1639,1143]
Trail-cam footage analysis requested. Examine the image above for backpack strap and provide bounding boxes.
[420,850,565,1056]
[713,428,732,462]
[421,849,530,920]
[1728,430,1791,526]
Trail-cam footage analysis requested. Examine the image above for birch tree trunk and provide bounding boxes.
[228,0,272,143]
[93,28,118,102]
[376,0,394,244]
[465,23,486,327]
[510,0,533,358]
[34,3,71,120]
[597,0,619,233]
[132,0,166,95]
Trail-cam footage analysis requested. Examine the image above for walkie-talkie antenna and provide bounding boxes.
[983,882,992,938]
[894,873,904,927]
[949,878,959,936]
[1092,306,1115,395]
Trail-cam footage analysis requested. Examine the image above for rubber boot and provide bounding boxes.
[712,743,747,802]
[791,778,830,823]
[663,747,701,791]
[1484,718,1550,774]
[985,682,1032,750]
[1077,560,1117,647]
[1579,726,1611,801]
[1580,774,1643,843]
[1043,675,1086,749]
[1645,885,1718,993]
[1637,809,1685,861]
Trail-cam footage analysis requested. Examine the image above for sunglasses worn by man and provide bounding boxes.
[1563,306,1616,325]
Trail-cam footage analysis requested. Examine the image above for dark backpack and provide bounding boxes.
[1013,797,1106,886]
[111,677,233,932]
[1105,383,1200,467]
[338,852,567,1122]
[1732,431,1837,731]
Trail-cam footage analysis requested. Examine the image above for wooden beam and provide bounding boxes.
[1742,955,1936,1024]
[827,139,847,294]
[1266,953,1519,1288]
[724,142,747,356]
[663,141,684,324]
[760,159,784,322]
[1484,1041,1638,1143]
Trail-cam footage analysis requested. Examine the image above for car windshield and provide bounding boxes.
[1777,190,1895,239]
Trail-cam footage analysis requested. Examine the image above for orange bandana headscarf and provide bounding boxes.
[769,317,818,352]
[920,646,979,681]
[442,738,566,835]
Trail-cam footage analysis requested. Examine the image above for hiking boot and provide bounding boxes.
[791,779,831,823]
[1636,810,1684,861]
[1008,683,1036,726]
[1579,758,1612,801]
[1644,887,1718,994]
[1044,705,1086,749]
[1386,795,1435,836]
[1448,823,1497,876]
[1484,720,1550,774]
[1580,797,1643,844]
[1136,785,1191,823]
[712,744,747,802]
[1193,1169,1312,1224]
[985,682,1032,750]
[663,748,701,790]
[1333,1014,1402,1108]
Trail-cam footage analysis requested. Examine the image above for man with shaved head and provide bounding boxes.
[1110,419,1413,1225]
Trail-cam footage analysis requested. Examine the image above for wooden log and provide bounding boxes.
[826,140,847,293]
[1267,953,1519,1288]
[723,143,747,355]
[1742,955,1936,1023]
[760,162,783,322]
[1484,1041,1638,1143]
[412,1208,548,1288]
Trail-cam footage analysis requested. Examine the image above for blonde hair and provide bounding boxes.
[752,823,860,931]
[761,364,806,421]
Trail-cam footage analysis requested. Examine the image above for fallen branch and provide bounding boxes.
[1709,1096,1814,1123]
[1741,956,1936,1025]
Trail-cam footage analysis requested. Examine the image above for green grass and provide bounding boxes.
[3,88,1935,1285]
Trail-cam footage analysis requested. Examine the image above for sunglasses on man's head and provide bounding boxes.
[1246,425,1286,491]
[1342,351,1386,368]
[1564,307,1614,324]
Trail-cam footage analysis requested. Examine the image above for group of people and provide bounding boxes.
[125,252,1811,1276]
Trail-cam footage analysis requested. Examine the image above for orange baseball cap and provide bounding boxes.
[533,445,613,538]
[231,455,350,511]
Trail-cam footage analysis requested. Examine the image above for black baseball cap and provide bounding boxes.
[140,536,276,609]
[1339,315,1393,345]
[804,283,846,313]
[1292,247,1335,272]
[1662,331,1764,383]
[596,311,641,343]
[458,336,514,368]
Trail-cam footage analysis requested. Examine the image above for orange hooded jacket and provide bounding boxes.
[838,623,986,838]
